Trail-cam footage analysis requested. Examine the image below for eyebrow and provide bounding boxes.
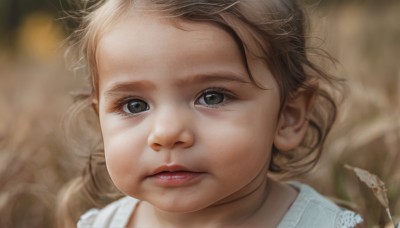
[103,71,251,97]
[175,72,251,87]
[104,80,156,98]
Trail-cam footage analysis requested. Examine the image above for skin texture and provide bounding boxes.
[95,9,311,228]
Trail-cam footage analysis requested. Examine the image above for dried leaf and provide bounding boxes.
[344,164,393,224]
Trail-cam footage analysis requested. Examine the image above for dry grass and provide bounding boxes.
[304,3,400,227]
[0,3,399,228]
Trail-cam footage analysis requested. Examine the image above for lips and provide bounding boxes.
[148,164,205,187]
[150,164,194,175]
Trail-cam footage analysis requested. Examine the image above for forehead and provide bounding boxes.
[95,10,273,89]
[97,13,239,60]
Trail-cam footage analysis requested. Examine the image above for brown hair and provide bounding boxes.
[58,0,341,226]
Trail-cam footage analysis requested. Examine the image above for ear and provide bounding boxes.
[274,80,318,152]
[92,97,99,116]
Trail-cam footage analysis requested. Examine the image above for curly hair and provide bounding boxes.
[58,0,341,226]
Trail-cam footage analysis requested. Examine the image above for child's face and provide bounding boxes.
[96,12,281,212]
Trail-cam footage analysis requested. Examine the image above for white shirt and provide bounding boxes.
[77,182,363,228]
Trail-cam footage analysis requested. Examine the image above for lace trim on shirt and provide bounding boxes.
[335,210,363,228]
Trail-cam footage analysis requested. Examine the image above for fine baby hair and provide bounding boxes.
[58,0,362,227]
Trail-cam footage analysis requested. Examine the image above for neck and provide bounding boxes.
[133,177,297,228]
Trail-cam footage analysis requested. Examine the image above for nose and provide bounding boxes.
[147,109,194,151]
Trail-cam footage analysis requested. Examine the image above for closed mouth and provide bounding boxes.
[147,165,205,186]
[150,164,199,176]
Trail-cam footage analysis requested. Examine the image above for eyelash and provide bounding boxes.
[112,87,236,117]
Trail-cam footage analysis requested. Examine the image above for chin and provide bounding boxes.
[150,197,210,213]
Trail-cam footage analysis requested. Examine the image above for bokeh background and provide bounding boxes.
[0,0,399,227]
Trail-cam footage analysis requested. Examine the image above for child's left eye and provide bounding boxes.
[198,91,225,105]
[196,88,232,107]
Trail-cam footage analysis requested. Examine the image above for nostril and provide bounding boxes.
[151,142,162,151]
[150,141,188,151]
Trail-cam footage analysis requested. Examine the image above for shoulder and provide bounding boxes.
[77,196,139,228]
[278,182,363,228]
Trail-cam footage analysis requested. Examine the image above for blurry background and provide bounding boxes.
[0,0,399,227]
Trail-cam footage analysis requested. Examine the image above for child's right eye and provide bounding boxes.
[122,99,149,114]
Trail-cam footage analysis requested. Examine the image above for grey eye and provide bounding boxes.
[123,99,149,114]
[198,91,225,106]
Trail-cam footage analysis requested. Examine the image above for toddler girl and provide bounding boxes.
[61,0,364,227]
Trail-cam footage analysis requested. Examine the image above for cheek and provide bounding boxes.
[208,126,273,170]
[201,105,278,177]
[99,115,148,189]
